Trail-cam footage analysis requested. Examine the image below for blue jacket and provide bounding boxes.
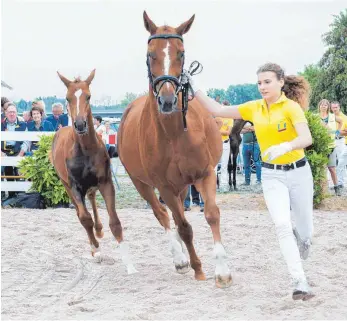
[46,115,61,131]
[27,120,55,150]
[58,114,69,127]
[1,118,27,155]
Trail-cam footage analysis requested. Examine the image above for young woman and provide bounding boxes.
[182,62,315,301]
[318,99,343,196]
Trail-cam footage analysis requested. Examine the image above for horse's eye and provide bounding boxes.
[178,51,185,59]
[148,52,156,60]
[87,96,91,101]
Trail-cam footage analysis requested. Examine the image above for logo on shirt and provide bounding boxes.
[277,120,287,132]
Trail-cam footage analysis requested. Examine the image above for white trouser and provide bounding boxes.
[336,139,347,186]
[262,162,313,281]
[215,141,230,189]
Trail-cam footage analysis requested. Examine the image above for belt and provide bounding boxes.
[223,139,229,143]
[337,137,344,140]
[262,158,307,171]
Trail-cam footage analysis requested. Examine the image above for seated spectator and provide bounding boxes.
[58,103,72,128]
[1,97,10,123]
[27,106,55,153]
[22,111,32,123]
[32,100,47,119]
[46,102,64,130]
[1,103,29,199]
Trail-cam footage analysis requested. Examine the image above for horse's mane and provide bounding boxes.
[73,76,82,83]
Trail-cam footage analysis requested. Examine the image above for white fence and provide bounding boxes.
[1,132,54,192]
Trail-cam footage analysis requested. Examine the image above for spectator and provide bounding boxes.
[22,111,32,123]
[184,185,204,212]
[27,106,55,153]
[1,103,29,199]
[46,102,64,130]
[241,121,262,185]
[1,97,10,123]
[215,109,233,193]
[94,116,105,136]
[32,100,47,119]
[58,103,71,128]
[103,121,117,158]
[318,99,343,196]
[331,101,347,189]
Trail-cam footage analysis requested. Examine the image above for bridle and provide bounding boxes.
[146,33,202,131]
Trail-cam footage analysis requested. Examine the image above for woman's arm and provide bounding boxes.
[194,91,242,119]
[290,122,313,150]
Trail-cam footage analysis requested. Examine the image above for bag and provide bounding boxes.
[2,192,46,209]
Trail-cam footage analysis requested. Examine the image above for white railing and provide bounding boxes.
[1,131,54,191]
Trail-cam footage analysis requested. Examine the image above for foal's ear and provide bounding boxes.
[57,71,71,88]
[143,11,157,35]
[85,69,96,85]
[176,14,195,35]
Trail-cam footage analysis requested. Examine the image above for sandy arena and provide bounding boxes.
[2,202,347,320]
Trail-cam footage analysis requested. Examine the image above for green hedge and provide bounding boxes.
[18,135,70,207]
[305,111,332,207]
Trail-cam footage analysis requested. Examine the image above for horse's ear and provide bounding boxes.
[143,11,157,35]
[85,69,96,85]
[57,71,71,88]
[176,14,195,35]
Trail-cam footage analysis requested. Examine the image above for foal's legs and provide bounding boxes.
[98,178,137,274]
[195,166,232,288]
[62,182,100,260]
[159,188,205,281]
[129,176,190,274]
[87,190,104,238]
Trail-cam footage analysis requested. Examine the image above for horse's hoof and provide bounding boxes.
[195,271,206,281]
[215,274,232,288]
[127,264,139,275]
[175,262,190,274]
[95,229,104,239]
[93,251,102,263]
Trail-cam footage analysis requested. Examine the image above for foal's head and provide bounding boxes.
[57,70,95,135]
[144,11,195,114]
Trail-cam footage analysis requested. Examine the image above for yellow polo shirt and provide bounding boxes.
[338,112,347,144]
[220,118,233,142]
[238,93,307,164]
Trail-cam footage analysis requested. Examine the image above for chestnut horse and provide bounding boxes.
[51,70,136,274]
[118,12,232,288]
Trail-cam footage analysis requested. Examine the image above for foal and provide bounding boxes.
[51,70,136,274]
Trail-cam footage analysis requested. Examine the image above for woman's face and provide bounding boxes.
[257,71,284,102]
[105,122,110,130]
[32,110,42,123]
[319,102,329,113]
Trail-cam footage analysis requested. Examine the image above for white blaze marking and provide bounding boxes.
[75,89,82,115]
[163,42,170,90]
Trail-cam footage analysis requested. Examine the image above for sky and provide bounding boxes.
[1,0,346,104]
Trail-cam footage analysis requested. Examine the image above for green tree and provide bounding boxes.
[120,92,138,108]
[310,9,347,112]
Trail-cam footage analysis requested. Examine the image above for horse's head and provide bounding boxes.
[57,70,95,135]
[144,11,195,114]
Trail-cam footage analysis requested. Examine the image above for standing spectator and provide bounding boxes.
[331,101,347,189]
[27,106,55,153]
[215,111,233,192]
[94,116,105,136]
[1,97,10,123]
[46,102,64,130]
[184,185,204,212]
[241,121,262,185]
[103,121,117,158]
[1,103,29,199]
[318,99,343,196]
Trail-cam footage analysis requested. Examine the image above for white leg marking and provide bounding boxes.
[213,242,230,278]
[167,229,189,270]
[91,244,101,263]
[119,241,138,275]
